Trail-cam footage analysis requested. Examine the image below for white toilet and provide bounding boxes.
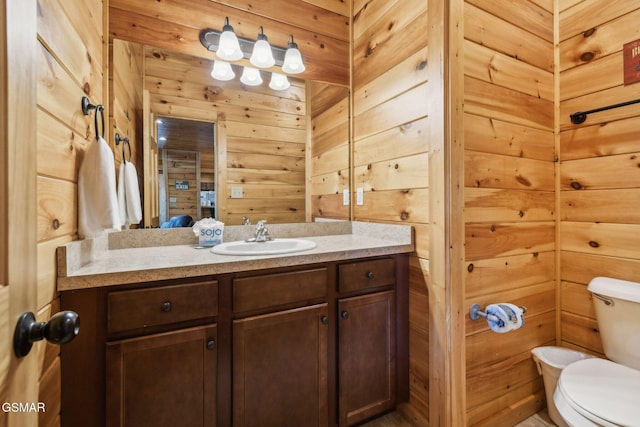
[554,276,640,426]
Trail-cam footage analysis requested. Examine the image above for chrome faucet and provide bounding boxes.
[247,219,272,242]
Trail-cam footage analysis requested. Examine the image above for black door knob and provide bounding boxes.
[14,311,80,358]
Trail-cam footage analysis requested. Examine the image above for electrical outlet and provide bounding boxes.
[230,187,243,198]
[343,189,350,206]
[356,188,364,206]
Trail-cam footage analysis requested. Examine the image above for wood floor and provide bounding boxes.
[361,410,556,427]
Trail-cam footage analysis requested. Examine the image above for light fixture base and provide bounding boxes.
[200,29,287,67]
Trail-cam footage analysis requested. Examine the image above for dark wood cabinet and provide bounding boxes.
[233,304,329,427]
[60,255,408,427]
[106,325,218,427]
[338,291,396,426]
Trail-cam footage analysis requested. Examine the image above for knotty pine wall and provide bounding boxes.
[142,46,307,224]
[110,39,144,196]
[310,81,350,220]
[352,0,429,425]
[463,1,556,425]
[558,2,640,356]
[36,0,106,424]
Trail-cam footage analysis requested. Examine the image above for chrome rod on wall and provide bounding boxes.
[570,98,640,124]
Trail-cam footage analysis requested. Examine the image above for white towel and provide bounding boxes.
[78,136,121,238]
[117,160,142,227]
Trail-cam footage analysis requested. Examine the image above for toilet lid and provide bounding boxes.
[558,358,640,426]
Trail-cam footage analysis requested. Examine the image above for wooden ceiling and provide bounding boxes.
[157,117,215,152]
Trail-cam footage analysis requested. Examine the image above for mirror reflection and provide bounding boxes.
[156,117,216,228]
[111,39,350,228]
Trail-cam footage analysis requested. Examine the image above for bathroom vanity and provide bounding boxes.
[57,222,413,427]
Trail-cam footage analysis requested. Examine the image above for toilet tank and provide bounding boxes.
[588,277,640,370]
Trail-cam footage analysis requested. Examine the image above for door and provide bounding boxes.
[1,0,40,426]
[106,325,218,427]
[233,304,328,427]
[338,291,396,426]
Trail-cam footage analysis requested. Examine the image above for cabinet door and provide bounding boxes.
[338,291,396,426]
[106,325,217,427]
[233,304,328,427]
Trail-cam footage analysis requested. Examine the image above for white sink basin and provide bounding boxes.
[211,238,317,255]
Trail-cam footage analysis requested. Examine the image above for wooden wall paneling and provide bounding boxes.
[354,117,429,166]
[558,0,640,362]
[560,281,595,319]
[561,251,640,284]
[466,0,553,43]
[464,40,554,101]
[465,252,556,299]
[560,311,603,353]
[464,114,555,162]
[463,0,555,423]
[38,0,103,103]
[309,80,349,221]
[559,1,640,43]
[561,188,640,223]
[36,109,84,182]
[352,0,428,88]
[354,188,429,223]
[561,221,640,259]
[354,83,429,140]
[464,3,554,73]
[465,77,554,131]
[465,188,555,223]
[560,53,621,101]
[37,177,76,242]
[559,84,640,130]
[560,116,640,161]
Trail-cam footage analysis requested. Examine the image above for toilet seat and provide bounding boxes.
[555,358,640,426]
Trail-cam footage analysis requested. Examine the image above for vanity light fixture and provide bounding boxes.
[199,18,304,89]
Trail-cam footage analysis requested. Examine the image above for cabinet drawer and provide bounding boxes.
[233,268,327,313]
[108,280,218,334]
[338,258,395,293]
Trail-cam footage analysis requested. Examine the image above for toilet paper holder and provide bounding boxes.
[469,303,527,322]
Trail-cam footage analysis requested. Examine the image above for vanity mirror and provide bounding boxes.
[110,39,350,228]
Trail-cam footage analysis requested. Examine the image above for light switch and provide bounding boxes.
[343,189,350,206]
[356,188,364,206]
[230,187,243,198]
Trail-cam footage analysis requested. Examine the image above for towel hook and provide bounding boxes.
[115,133,131,163]
[81,96,105,140]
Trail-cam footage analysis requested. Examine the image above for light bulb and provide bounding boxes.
[281,35,305,74]
[250,27,275,68]
[269,73,290,90]
[240,67,263,86]
[211,60,235,81]
[216,17,243,61]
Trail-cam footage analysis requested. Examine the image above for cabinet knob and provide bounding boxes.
[341,311,349,319]
[320,315,329,325]
[366,271,375,279]
[206,340,216,350]
[161,301,172,312]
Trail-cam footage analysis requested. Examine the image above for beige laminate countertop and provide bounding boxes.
[57,222,414,291]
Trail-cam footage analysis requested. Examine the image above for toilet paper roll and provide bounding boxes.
[485,303,525,333]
